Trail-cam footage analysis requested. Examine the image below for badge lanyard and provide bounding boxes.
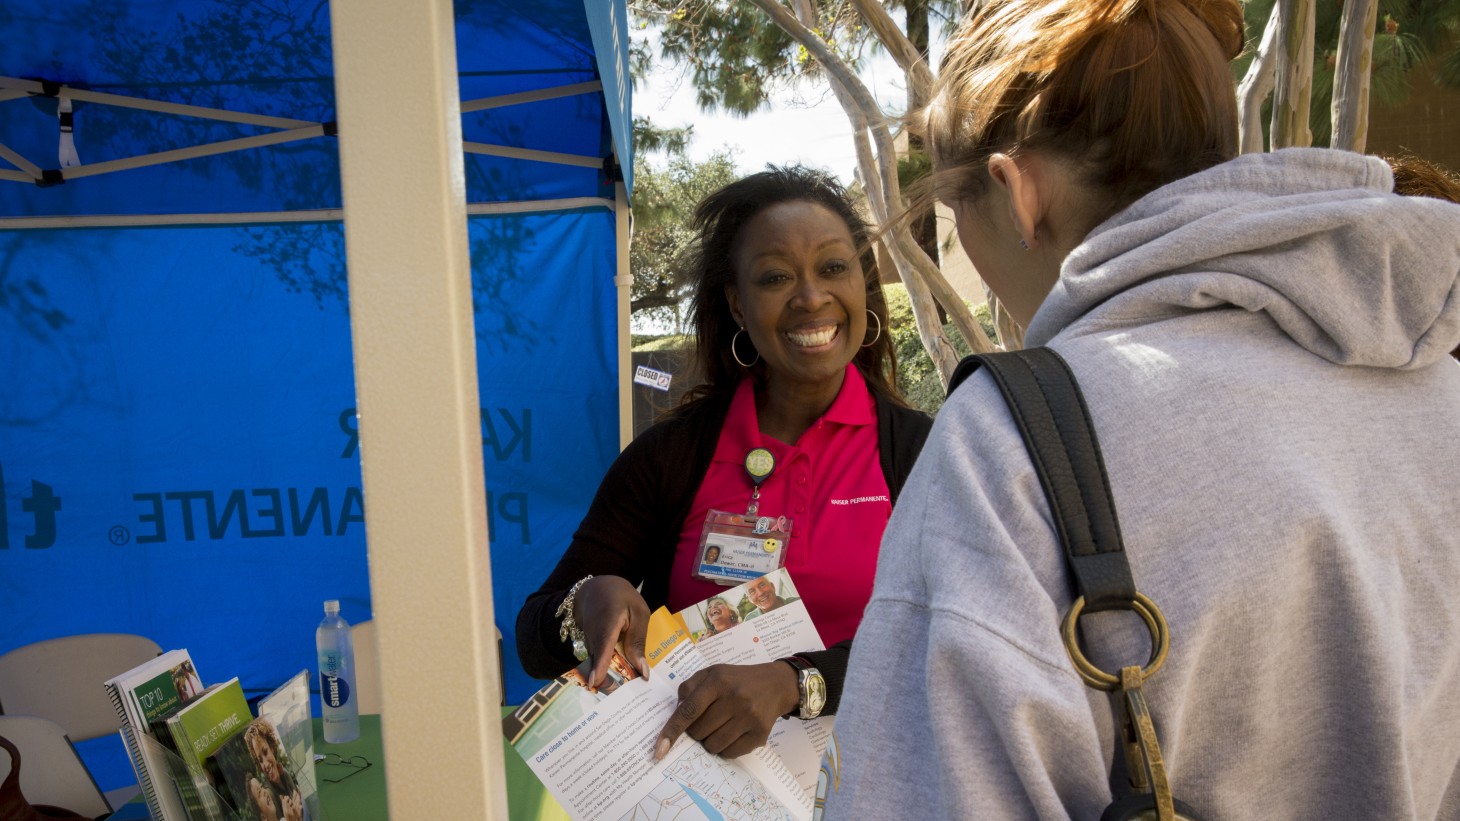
[693,447,793,586]
[744,447,775,516]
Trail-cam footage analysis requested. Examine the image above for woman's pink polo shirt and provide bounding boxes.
[667,364,892,647]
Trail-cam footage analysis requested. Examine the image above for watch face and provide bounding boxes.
[802,669,827,717]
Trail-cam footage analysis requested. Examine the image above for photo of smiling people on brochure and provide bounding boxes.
[680,569,807,643]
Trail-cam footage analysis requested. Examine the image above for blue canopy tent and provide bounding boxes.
[0,0,632,811]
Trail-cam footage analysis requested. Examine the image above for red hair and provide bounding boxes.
[927,0,1245,223]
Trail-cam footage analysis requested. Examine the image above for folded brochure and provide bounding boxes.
[505,606,811,820]
[504,568,829,820]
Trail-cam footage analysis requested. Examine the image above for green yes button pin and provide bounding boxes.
[744,447,775,485]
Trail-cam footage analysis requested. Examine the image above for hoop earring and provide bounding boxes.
[731,328,760,368]
[861,309,882,348]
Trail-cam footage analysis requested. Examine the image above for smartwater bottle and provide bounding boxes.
[316,599,361,743]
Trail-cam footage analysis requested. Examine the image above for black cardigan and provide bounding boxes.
[515,387,932,715]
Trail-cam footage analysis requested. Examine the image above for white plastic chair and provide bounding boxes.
[0,714,112,819]
[0,633,162,809]
[0,633,163,741]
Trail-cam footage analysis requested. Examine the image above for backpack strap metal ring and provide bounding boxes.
[1060,592,1170,691]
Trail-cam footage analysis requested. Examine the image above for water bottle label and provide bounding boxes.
[320,671,352,709]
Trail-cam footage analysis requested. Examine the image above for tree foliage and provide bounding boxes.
[885,283,994,414]
[1239,0,1460,147]
[633,0,999,382]
[630,149,741,328]
[632,0,872,115]
[629,1,969,117]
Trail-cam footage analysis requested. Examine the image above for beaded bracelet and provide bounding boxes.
[555,575,593,661]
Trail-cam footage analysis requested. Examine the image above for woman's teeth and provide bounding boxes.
[786,326,837,347]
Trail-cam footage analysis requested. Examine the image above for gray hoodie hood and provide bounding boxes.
[1026,148,1460,369]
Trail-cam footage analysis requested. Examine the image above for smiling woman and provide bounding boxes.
[725,200,869,440]
[516,166,933,764]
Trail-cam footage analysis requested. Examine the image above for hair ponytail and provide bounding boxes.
[928,0,1244,220]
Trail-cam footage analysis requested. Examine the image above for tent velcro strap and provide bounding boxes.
[949,349,1136,612]
[323,121,339,137]
[602,156,623,183]
[37,169,65,187]
[39,80,63,97]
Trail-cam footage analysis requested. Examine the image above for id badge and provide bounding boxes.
[694,510,792,585]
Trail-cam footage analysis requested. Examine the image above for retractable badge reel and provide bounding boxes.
[744,447,774,515]
[693,447,792,585]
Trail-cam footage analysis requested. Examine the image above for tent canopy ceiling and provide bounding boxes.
[0,0,632,219]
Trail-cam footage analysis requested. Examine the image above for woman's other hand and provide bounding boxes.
[281,791,304,821]
[654,661,800,760]
[574,575,651,686]
[249,777,280,821]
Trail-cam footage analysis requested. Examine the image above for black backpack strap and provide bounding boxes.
[949,349,1135,612]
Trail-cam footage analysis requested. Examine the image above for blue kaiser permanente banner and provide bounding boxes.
[0,209,617,712]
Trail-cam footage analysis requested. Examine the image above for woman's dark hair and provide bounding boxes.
[680,165,902,405]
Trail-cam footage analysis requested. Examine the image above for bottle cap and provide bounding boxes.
[324,599,340,615]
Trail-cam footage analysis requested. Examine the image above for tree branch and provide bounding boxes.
[1271,0,1315,148]
[1331,0,1380,151]
[1238,4,1281,154]
[747,0,993,383]
[631,293,684,313]
[848,0,935,104]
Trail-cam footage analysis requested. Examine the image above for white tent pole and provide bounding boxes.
[329,0,506,818]
[616,178,634,449]
[461,80,603,112]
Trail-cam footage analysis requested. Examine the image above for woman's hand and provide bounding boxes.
[249,777,280,821]
[654,661,800,760]
[573,575,651,687]
[281,791,304,821]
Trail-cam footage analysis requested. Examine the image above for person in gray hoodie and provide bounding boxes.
[822,0,1460,817]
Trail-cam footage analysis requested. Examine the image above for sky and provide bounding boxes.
[633,37,920,184]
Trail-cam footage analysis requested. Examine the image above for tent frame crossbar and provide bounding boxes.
[0,142,43,176]
[460,80,601,113]
[0,76,610,186]
[65,124,328,181]
[0,197,614,229]
[0,76,317,129]
[463,141,601,169]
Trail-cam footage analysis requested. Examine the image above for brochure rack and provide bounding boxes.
[124,716,325,821]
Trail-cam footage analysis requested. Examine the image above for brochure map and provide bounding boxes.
[505,569,828,821]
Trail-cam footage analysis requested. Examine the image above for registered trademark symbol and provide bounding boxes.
[108,525,131,546]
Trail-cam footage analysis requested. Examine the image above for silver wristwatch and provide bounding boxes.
[780,655,827,720]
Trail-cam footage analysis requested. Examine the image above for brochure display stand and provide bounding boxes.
[131,730,325,821]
